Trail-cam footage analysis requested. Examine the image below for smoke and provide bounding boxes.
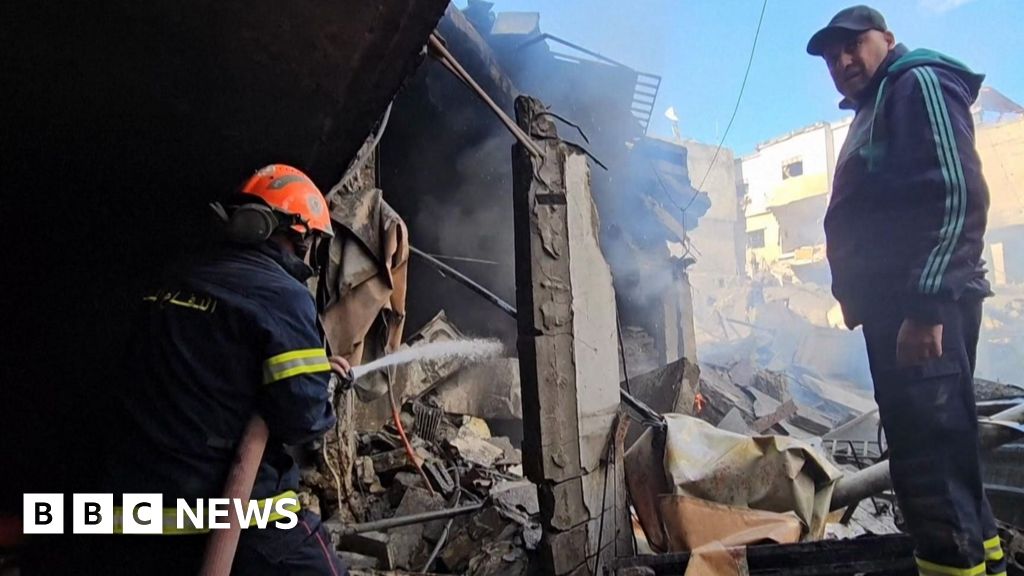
[380,62,518,342]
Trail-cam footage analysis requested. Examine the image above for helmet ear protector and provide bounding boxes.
[210,201,298,245]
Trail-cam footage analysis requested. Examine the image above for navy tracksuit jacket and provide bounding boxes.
[826,45,1006,575]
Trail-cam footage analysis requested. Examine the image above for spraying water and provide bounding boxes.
[350,338,505,381]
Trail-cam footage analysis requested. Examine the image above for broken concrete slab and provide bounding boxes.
[451,425,506,468]
[717,408,753,435]
[491,479,540,517]
[440,507,514,573]
[387,472,427,507]
[336,531,396,570]
[484,436,521,466]
[338,551,381,571]
[433,358,523,420]
[393,487,448,542]
[387,487,448,569]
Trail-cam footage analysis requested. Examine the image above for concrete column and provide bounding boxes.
[513,95,623,575]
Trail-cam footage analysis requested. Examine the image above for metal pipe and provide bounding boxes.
[337,502,484,536]
[426,34,542,158]
[991,399,1024,422]
[831,400,1024,511]
[410,245,517,319]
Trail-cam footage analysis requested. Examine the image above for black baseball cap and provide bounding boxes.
[806,5,887,56]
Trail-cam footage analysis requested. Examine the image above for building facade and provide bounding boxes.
[741,91,1023,286]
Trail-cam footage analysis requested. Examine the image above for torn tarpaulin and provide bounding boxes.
[319,185,410,402]
[625,414,842,555]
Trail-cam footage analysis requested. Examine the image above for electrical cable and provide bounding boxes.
[591,435,613,575]
[387,376,435,495]
[679,0,769,214]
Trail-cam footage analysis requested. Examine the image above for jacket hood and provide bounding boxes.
[887,48,985,100]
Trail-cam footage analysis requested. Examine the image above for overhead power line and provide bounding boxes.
[679,0,769,214]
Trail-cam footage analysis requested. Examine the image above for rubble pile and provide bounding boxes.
[323,408,540,575]
[981,284,1024,384]
[305,312,538,574]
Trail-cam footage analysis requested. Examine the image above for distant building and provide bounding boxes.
[740,87,1024,285]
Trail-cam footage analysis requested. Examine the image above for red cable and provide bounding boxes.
[388,380,435,495]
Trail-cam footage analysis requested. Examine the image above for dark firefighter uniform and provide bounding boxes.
[97,241,346,576]
[825,43,1006,576]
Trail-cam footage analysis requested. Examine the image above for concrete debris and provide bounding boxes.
[999,521,1024,575]
[441,507,519,572]
[387,487,448,569]
[339,551,382,571]
[977,377,1024,402]
[484,436,522,466]
[717,408,753,435]
[491,480,541,518]
[335,531,396,570]
[325,343,540,575]
[466,540,530,576]
[434,358,523,420]
[450,421,506,468]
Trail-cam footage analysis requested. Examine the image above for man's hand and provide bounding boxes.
[327,356,354,395]
[328,355,352,378]
[896,319,943,366]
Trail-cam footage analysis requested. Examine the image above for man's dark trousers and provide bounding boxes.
[862,297,1005,575]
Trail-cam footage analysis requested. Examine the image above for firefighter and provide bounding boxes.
[99,164,348,575]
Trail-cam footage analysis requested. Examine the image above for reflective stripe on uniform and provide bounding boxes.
[984,535,1008,575]
[263,349,331,384]
[984,536,1004,561]
[915,557,985,576]
[113,490,301,535]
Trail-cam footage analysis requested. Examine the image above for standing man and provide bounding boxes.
[99,164,349,575]
[808,6,1005,576]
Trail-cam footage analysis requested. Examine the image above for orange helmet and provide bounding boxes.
[239,164,333,237]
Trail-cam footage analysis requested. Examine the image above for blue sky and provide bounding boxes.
[462,0,1023,156]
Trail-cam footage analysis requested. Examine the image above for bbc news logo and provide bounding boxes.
[23,494,299,534]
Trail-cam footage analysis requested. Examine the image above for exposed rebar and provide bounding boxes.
[410,245,517,319]
[337,502,484,536]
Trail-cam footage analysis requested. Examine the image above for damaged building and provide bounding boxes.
[5,1,1024,576]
